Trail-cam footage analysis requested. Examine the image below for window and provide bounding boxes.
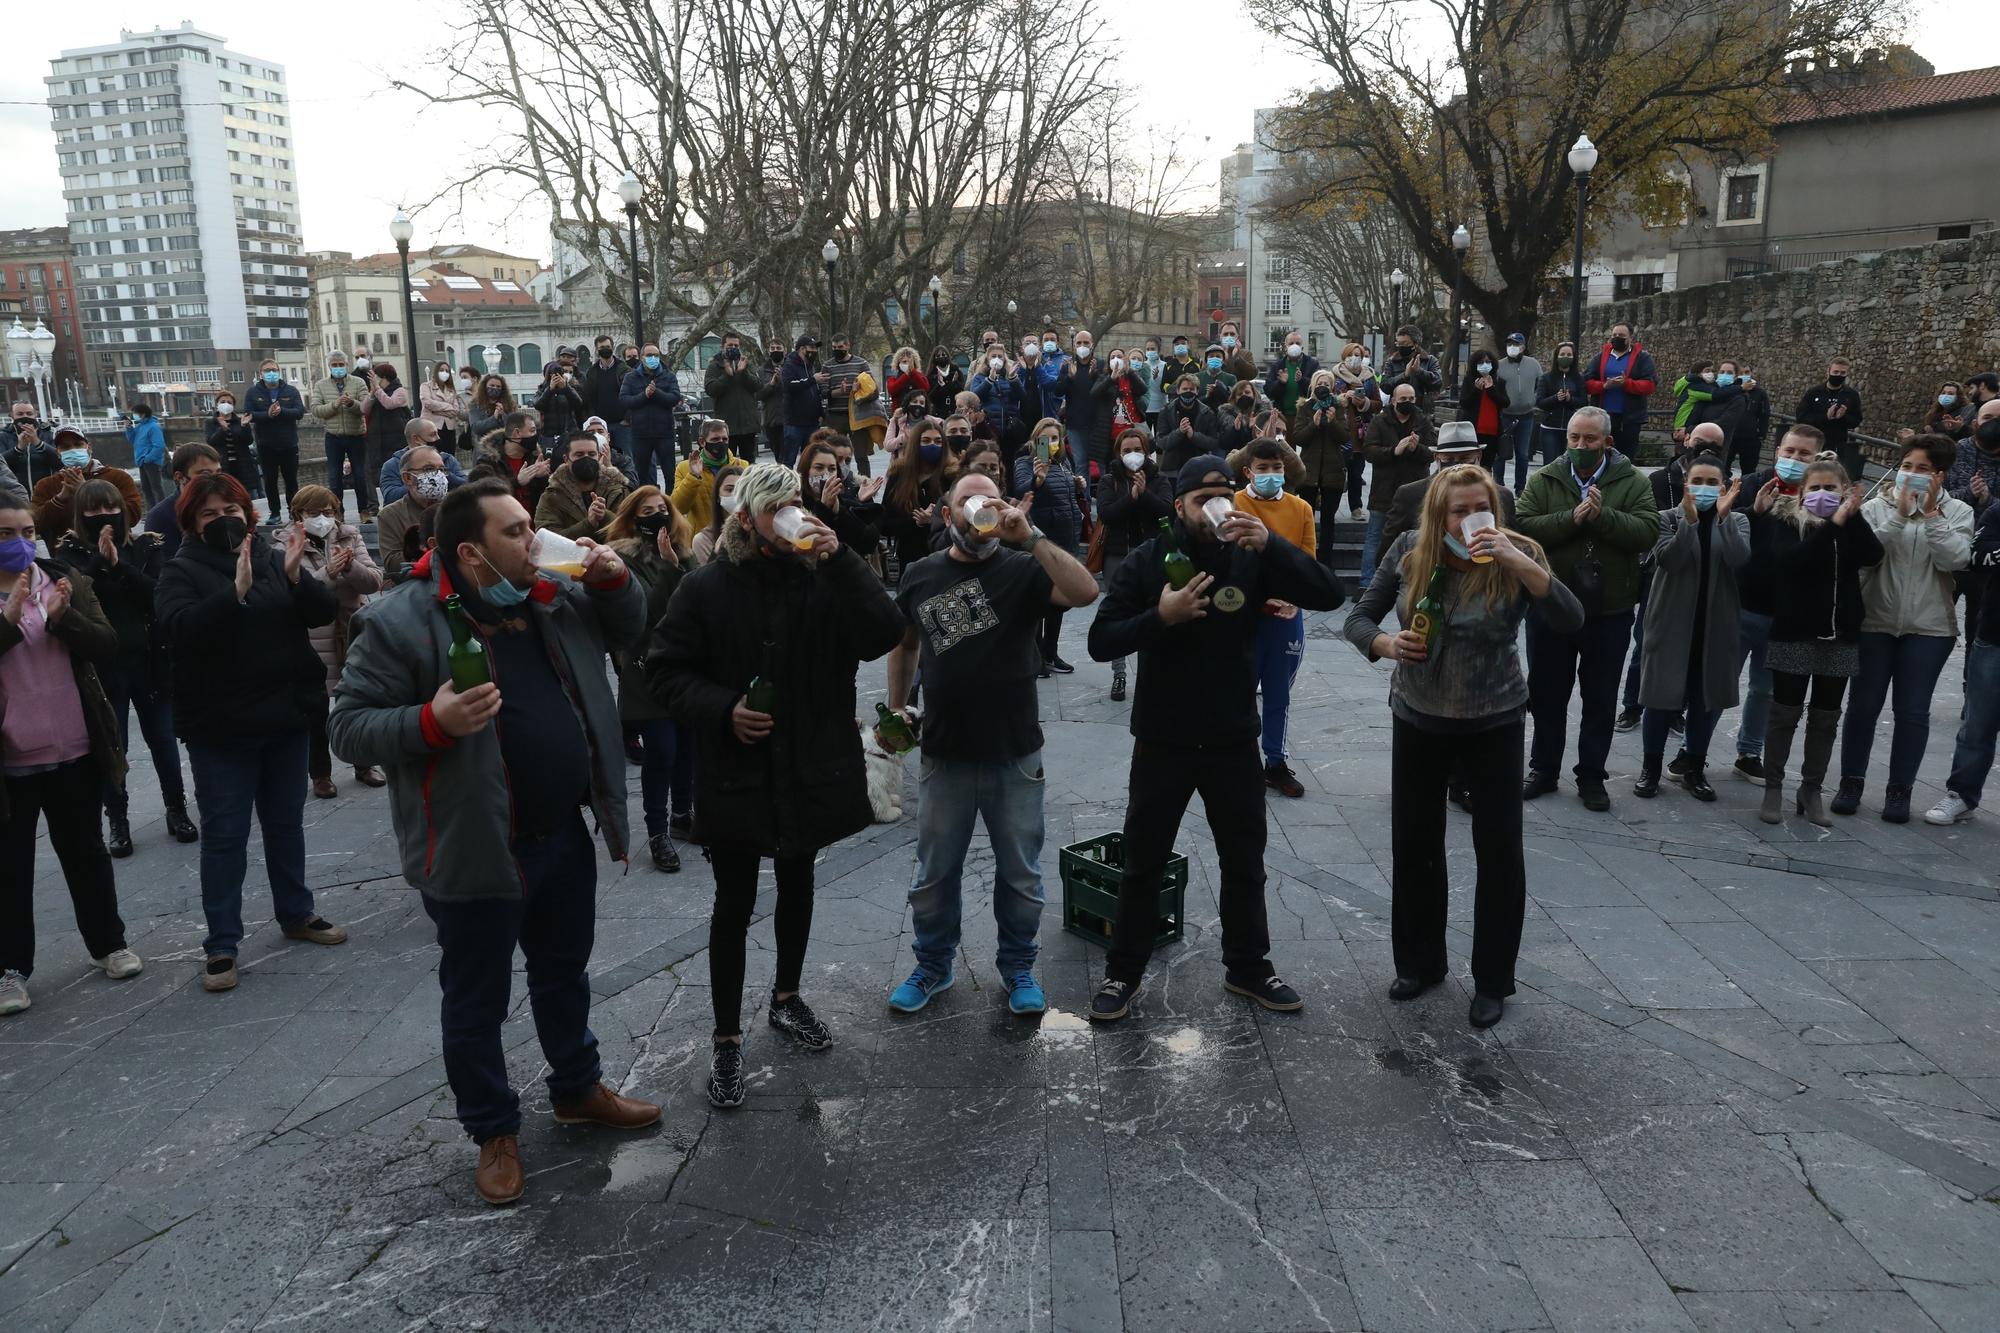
[1265,288,1291,316]
[365,297,383,321]
[517,343,541,369]
[1612,272,1664,300]
[1938,224,1972,241]
[1208,285,1220,306]
[1724,175,1758,222]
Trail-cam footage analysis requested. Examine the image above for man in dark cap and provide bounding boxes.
[1083,455,1346,1022]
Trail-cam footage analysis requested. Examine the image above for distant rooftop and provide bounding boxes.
[1778,64,2000,126]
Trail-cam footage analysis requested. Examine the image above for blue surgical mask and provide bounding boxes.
[1899,471,1932,495]
[1145,349,1159,363]
[1716,373,1736,387]
[263,371,280,384]
[1206,356,1223,371]
[475,549,531,606]
[1042,340,1058,355]
[1221,335,1237,349]
[1939,393,1957,408]
[1444,533,1471,560]
[643,354,661,370]
[60,448,90,468]
[1250,473,1285,499]
[1775,457,1807,483]
[1687,483,1721,510]
[330,366,348,379]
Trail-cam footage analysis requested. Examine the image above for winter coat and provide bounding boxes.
[1362,408,1438,511]
[1584,342,1658,412]
[1057,360,1102,444]
[703,353,764,437]
[1158,419,1220,477]
[1535,369,1589,430]
[310,376,369,435]
[670,452,747,535]
[1857,485,1973,638]
[419,380,467,432]
[1,439,60,496]
[1094,462,1174,560]
[878,468,951,570]
[1012,451,1086,552]
[243,380,307,450]
[468,431,550,515]
[643,535,905,855]
[1637,508,1750,711]
[1512,451,1660,615]
[1262,355,1322,416]
[927,360,967,409]
[534,461,631,541]
[467,396,514,441]
[285,519,383,692]
[327,550,644,902]
[126,416,167,468]
[31,461,144,537]
[154,529,338,742]
[1946,437,2000,515]
[1457,371,1511,438]
[376,447,469,507]
[532,379,588,440]
[803,483,880,555]
[777,352,824,429]
[51,530,168,689]
[612,539,685,723]
[1752,503,1885,645]
[0,559,124,823]
[360,381,411,459]
[1089,371,1148,467]
[579,359,627,425]
[1379,349,1443,411]
[969,370,1025,435]
[1291,399,1351,493]
[620,364,684,439]
[1796,384,1865,454]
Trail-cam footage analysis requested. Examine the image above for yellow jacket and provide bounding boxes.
[672,453,748,532]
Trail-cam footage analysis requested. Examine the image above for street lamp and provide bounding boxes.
[822,238,840,340]
[928,274,943,354]
[389,209,419,384]
[617,172,645,355]
[1006,299,1017,351]
[1566,133,1599,358]
[1389,267,1406,339]
[1447,225,1471,384]
[482,346,502,379]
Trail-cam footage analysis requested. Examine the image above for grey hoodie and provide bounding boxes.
[1496,351,1542,418]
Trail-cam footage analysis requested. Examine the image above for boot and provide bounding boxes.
[1796,707,1840,828]
[105,811,134,858]
[1760,702,1803,824]
[1110,663,1127,702]
[1634,754,1663,798]
[164,801,200,843]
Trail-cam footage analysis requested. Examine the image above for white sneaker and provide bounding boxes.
[93,949,144,980]
[1923,794,1974,826]
[0,970,29,1015]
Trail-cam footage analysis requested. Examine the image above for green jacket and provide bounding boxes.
[1513,452,1660,614]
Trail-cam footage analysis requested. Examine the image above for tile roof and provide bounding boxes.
[1777,65,2000,125]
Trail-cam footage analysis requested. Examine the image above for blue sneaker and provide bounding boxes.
[1006,971,1047,1015]
[888,967,954,1013]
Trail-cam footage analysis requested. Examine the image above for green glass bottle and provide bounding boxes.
[444,595,490,692]
[745,676,777,715]
[875,702,917,754]
[1160,517,1194,591]
[1407,564,1447,654]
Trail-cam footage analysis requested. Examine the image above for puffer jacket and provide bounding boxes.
[644,528,905,854]
[1094,462,1174,560]
[1857,484,1973,637]
[534,462,631,540]
[310,375,369,435]
[0,559,125,823]
[468,429,550,514]
[285,519,383,692]
[1012,451,1086,552]
[327,549,645,902]
[1753,501,1885,644]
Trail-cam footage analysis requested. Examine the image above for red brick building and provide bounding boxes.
[0,226,90,408]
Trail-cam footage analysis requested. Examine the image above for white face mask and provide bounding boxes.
[1506,346,1524,359]
[354,357,370,369]
[459,377,474,389]
[720,491,740,514]
[410,471,450,503]
[1075,345,1093,359]
[1344,355,1362,369]
[217,401,235,414]
[1122,451,1146,472]
[1286,345,1303,360]
[989,357,1004,372]
[1109,357,1126,373]
[437,369,451,381]
[302,514,336,538]
[594,431,609,450]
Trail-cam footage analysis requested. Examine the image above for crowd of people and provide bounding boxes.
[2,317,1996,1210]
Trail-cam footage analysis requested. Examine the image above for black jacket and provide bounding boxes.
[1751,506,1884,645]
[154,531,338,742]
[1088,528,1344,745]
[533,379,588,439]
[1094,463,1174,559]
[1535,369,1589,431]
[803,486,880,555]
[3,439,63,493]
[53,530,169,688]
[1457,371,1511,435]
[0,559,124,822]
[580,358,628,425]
[644,543,904,855]
[1973,505,2000,646]
[1796,384,1864,451]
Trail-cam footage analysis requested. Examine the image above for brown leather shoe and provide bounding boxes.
[353,765,386,788]
[551,1082,662,1130]
[312,777,338,800]
[476,1134,524,1206]
[282,917,349,946]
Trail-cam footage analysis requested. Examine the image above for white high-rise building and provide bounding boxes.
[46,23,308,412]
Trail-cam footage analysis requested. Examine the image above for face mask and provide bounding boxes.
[1801,489,1842,519]
[1145,350,1159,363]
[263,371,280,384]
[989,357,1004,372]
[217,402,235,414]
[633,357,647,369]
[1506,346,1523,360]
[1109,357,1125,372]
[1556,356,1574,369]
[1700,371,1716,383]
[1344,356,1362,370]
[1609,337,1629,352]
[303,514,336,538]
[82,513,127,546]
[1396,344,1414,357]
[594,431,610,451]
[1122,451,1146,472]
[0,537,35,574]
[597,346,614,360]
[437,370,452,382]
[1314,388,1333,403]
[569,457,601,486]
[1939,393,1957,408]
[907,405,928,419]
[201,515,248,555]
[1173,344,1188,356]
[947,518,1001,560]
[1475,362,1494,375]
[1827,374,1846,386]
[720,492,740,514]
[1206,357,1222,371]
[353,357,370,369]
[1286,345,1302,360]
[1178,391,1197,405]
[1977,420,2000,450]
[411,471,450,503]
[1250,473,1285,499]
[838,460,858,481]
[1717,373,1737,387]
[1772,457,1807,483]
[474,548,532,605]
[330,366,348,379]
[1687,483,1721,510]
[1444,532,1471,560]
[808,469,837,487]
[917,443,944,463]
[1567,447,1602,473]
[1899,470,1931,495]
[643,355,661,370]
[1221,335,1237,349]
[1393,401,1413,416]
[636,512,672,539]
[60,449,91,468]
[1076,345,1093,360]
[1042,340,1058,355]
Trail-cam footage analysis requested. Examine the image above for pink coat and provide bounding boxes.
[286,521,383,693]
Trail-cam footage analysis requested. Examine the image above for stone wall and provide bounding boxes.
[1587,229,2000,465]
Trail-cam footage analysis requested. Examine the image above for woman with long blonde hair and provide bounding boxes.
[1343,464,1584,1029]
[608,485,694,871]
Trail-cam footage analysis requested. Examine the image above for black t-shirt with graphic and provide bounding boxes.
[895,548,1054,761]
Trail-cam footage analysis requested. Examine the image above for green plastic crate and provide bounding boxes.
[1060,832,1187,949]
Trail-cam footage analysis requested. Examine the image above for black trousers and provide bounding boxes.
[259,447,299,519]
[1390,715,1525,998]
[1039,606,1067,662]
[1106,739,1271,983]
[729,432,758,462]
[708,844,816,1037]
[1,757,127,978]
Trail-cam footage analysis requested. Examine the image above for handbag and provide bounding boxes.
[1084,523,1107,575]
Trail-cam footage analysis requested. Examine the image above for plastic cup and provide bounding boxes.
[1202,496,1235,531]
[965,496,1000,532]
[772,505,816,551]
[1460,510,1497,563]
[532,527,590,577]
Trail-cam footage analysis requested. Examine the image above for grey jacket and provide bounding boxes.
[1495,354,1542,418]
[327,553,646,902]
[1637,508,1749,712]
[0,453,22,505]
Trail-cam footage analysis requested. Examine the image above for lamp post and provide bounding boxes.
[1389,267,1406,340]
[821,239,839,340]
[927,275,943,354]
[1006,299,1017,352]
[389,210,419,383]
[617,172,645,355]
[1566,133,1599,359]
[482,346,502,381]
[1447,225,1471,385]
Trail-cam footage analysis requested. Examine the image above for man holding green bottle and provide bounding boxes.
[880,469,1099,1015]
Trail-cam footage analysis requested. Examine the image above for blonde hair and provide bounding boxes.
[892,346,922,373]
[1340,341,1367,361]
[1776,452,1852,533]
[1310,368,1337,393]
[289,484,338,518]
[1399,466,1548,621]
[606,484,691,558]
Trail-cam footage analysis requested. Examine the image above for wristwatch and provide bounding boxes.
[1023,526,1046,551]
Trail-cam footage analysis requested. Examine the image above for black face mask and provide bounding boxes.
[1610,337,1630,352]
[625,356,640,369]
[1977,420,2000,450]
[636,512,671,538]
[596,346,613,360]
[1395,344,1413,357]
[769,350,784,364]
[82,513,128,546]
[202,515,248,555]
[1827,374,1847,387]
[1394,401,1414,416]
[1178,391,1197,404]
[832,349,849,361]
[569,457,601,485]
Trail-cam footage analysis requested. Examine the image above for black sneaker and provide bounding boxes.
[1681,767,1717,802]
[669,811,695,841]
[1667,749,1693,777]
[1046,655,1075,675]
[106,813,133,859]
[1264,763,1305,799]
[1732,755,1767,786]
[1226,972,1303,1012]
[1614,707,1641,733]
[648,833,681,873]
[1037,662,1054,680]
[708,1041,745,1108]
[1523,769,1558,800]
[1110,669,1127,702]
[1088,977,1137,1023]
[767,994,833,1050]
[1577,777,1611,812]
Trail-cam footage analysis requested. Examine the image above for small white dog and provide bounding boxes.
[860,706,921,822]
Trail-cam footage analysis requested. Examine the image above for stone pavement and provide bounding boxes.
[4,605,2000,1333]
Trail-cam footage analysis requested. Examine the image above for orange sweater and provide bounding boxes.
[1235,487,1316,554]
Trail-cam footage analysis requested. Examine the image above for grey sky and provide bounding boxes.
[0,1,1982,261]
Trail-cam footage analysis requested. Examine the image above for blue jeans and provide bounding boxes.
[324,433,372,512]
[907,749,1047,979]
[100,659,186,813]
[186,732,315,958]
[1947,640,2000,806]
[422,810,601,1143]
[1527,609,1634,783]
[1842,631,1956,787]
[1642,658,1720,761]
[635,717,694,838]
[1360,510,1390,587]
[1256,612,1306,765]
[1536,424,1566,466]
[1734,610,1773,757]
[779,425,813,468]
[1503,415,1538,490]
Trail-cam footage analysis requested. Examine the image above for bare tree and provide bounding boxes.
[1258,180,1438,343]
